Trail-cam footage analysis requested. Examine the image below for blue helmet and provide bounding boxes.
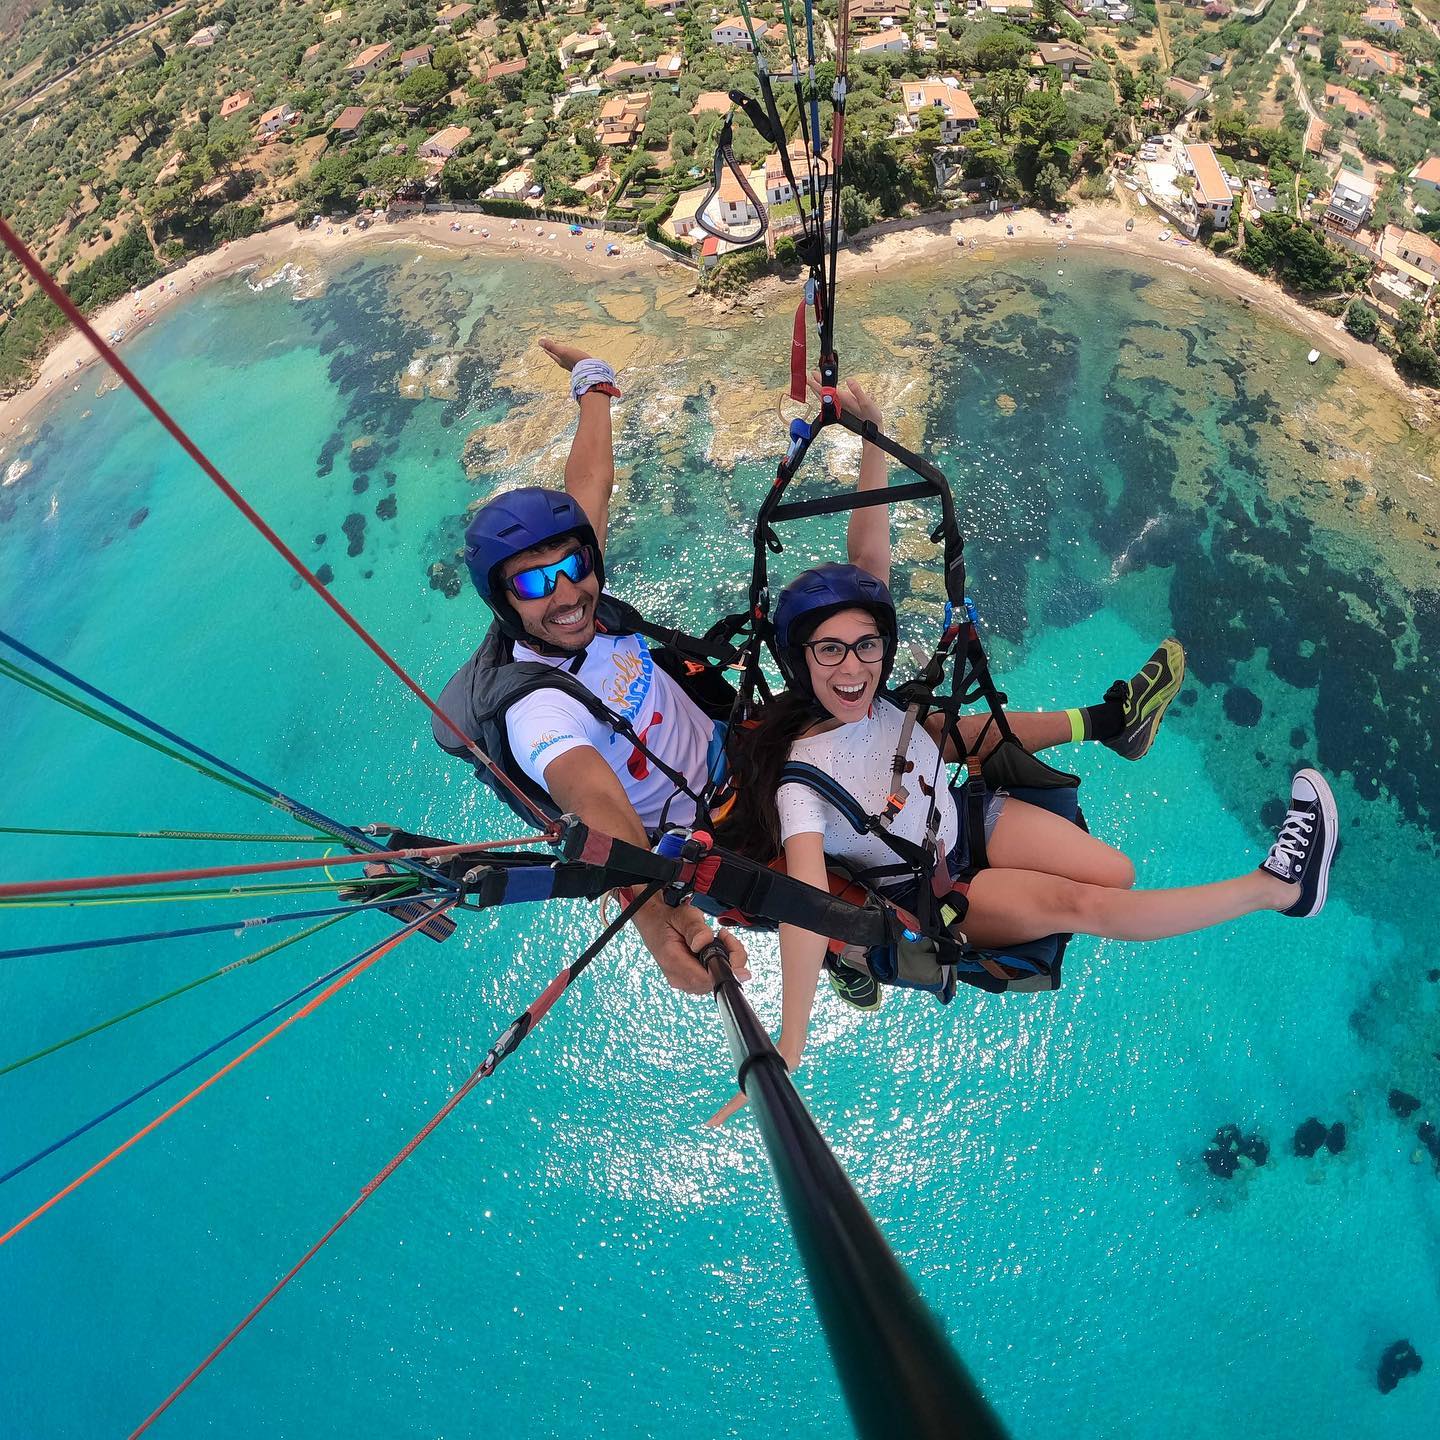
[772,563,897,695]
[463,486,605,639]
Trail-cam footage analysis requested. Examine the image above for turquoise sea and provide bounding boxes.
[2,243,1438,1438]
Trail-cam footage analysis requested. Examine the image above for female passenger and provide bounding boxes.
[708,383,1337,1124]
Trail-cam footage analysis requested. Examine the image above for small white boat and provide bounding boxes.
[1308,349,1321,363]
[1158,228,1172,242]
[1137,194,1148,207]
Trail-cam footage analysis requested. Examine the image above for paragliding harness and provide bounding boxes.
[433,592,744,832]
[680,0,1089,999]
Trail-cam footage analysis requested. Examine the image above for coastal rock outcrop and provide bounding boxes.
[1377,1340,1422,1394]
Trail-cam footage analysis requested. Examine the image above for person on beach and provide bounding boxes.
[435,345,1190,997]
[706,387,1338,1124]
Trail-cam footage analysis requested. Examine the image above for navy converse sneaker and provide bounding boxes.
[1259,769,1338,918]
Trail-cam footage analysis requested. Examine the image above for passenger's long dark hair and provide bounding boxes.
[715,691,819,861]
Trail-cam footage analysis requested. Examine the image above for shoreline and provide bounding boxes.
[3,199,1432,450]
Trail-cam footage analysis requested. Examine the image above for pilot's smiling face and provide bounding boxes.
[500,537,601,652]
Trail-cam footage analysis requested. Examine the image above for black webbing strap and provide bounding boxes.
[695,113,768,245]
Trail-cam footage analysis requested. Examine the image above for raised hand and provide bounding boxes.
[539,337,593,373]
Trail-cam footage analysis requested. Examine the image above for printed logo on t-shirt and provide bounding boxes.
[604,647,652,725]
[627,711,663,779]
[529,730,568,765]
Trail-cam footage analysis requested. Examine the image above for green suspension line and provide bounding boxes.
[0,889,410,1078]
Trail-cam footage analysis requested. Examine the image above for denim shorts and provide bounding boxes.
[945,787,1007,878]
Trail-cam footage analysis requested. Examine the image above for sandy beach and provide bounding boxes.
[2,198,1432,451]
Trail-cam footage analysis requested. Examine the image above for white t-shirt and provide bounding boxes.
[505,630,714,829]
[777,698,959,873]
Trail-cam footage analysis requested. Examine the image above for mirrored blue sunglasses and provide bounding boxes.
[507,546,595,601]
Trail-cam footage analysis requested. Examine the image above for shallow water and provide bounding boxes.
[1,247,1437,1438]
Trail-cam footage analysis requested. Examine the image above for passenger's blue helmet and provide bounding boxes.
[464,486,604,639]
[772,563,897,695]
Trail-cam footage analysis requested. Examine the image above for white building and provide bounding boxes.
[1183,143,1234,228]
[855,30,911,56]
[1326,171,1378,233]
[900,78,979,142]
[712,16,768,47]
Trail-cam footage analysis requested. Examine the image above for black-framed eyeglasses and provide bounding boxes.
[507,545,594,601]
[803,634,888,667]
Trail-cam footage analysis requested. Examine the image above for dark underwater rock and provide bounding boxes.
[375,494,397,520]
[1237,1134,1269,1166]
[1203,1124,1266,1178]
[1203,1145,1238,1179]
[342,513,365,557]
[1377,1340,1422,1394]
[1427,969,1440,983]
[316,431,343,477]
[1389,1090,1421,1119]
[352,473,369,494]
[1223,686,1263,726]
[429,560,462,598]
[316,564,334,586]
[1419,1121,1440,1168]
[314,532,326,547]
[128,507,148,529]
[1293,1118,1327,1157]
[1260,798,1287,830]
[1324,1123,1346,1154]
[1289,727,1308,748]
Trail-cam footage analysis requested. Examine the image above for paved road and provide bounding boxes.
[1284,52,1324,128]
[0,1,187,121]
[1267,0,1309,57]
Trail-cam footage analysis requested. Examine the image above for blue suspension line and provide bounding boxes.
[0,628,458,893]
[0,891,447,962]
[0,930,396,1187]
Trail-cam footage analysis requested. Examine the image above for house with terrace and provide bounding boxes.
[855,29,911,57]
[1183,143,1234,228]
[347,42,393,82]
[899,78,980,142]
[596,92,652,148]
[1032,42,1093,80]
[1325,170,1377,233]
[1362,4,1404,34]
[713,16,768,47]
[601,54,683,86]
[1325,84,1377,122]
[1341,40,1402,82]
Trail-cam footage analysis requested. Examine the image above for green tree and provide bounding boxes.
[1214,108,1249,153]
[839,183,877,235]
[396,66,449,112]
[433,44,466,80]
[1035,0,1063,32]
[978,69,1027,140]
[1344,299,1380,342]
[1033,160,1067,206]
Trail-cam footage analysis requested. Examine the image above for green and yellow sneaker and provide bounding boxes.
[827,959,883,1011]
[1103,638,1186,762]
